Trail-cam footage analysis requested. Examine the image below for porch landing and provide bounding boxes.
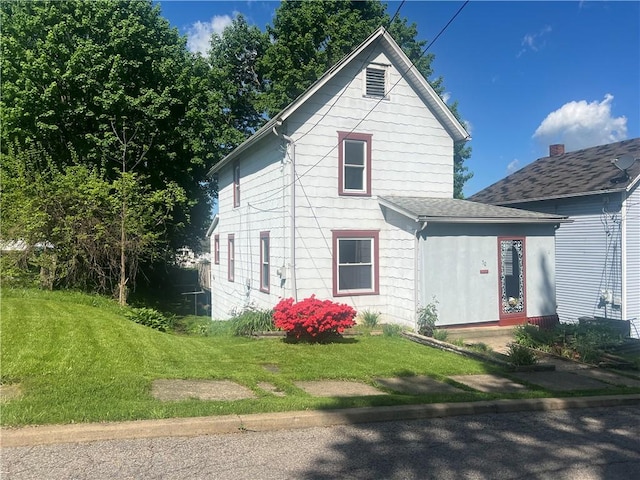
[443,326,516,354]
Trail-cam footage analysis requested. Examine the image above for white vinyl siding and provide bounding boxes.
[624,185,640,336]
[518,195,625,323]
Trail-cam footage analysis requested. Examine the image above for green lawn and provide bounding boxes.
[0,289,524,426]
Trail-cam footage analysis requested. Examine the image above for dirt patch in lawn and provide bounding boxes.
[0,383,22,402]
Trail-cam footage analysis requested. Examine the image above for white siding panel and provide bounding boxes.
[520,195,624,323]
[210,135,291,319]
[625,185,640,337]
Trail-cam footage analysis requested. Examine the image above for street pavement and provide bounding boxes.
[2,406,639,479]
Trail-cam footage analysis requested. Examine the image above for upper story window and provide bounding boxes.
[214,234,220,264]
[338,131,372,196]
[233,161,240,208]
[365,66,387,99]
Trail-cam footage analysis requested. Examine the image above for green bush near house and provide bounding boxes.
[358,309,380,328]
[229,306,276,336]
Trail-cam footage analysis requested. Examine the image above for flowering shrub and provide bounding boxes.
[273,295,356,341]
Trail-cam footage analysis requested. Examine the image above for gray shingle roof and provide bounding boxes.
[378,196,568,223]
[469,138,640,205]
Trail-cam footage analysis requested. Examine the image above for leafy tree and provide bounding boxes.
[208,14,270,151]
[1,143,186,300]
[258,0,472,197]
[1,0,214,249]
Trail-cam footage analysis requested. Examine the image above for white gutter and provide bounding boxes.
[273,121,298,301]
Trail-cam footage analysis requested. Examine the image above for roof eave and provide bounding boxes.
[491,186,632,206]
[417,216,571,224]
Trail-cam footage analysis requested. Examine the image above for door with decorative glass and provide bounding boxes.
[498,237,526,324]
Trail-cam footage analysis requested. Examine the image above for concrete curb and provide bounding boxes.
[2,394,639,448]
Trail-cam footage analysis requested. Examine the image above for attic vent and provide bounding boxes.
[365,67,386,98]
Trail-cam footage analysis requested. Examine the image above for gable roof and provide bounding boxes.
[378,196,569,224]
[469,138,640,205]
[208,26,469,176]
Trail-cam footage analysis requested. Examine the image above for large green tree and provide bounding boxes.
[258,0,472,197]
[1,0,215,248]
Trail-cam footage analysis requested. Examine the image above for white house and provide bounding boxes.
[471,139,640,336]
[207,27,567,329]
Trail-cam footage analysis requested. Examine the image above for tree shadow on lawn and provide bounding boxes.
[296,406,640,479]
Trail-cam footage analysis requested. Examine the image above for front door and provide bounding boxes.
[498,237,526,325]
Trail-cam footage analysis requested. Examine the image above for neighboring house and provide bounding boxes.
[207,27,567,329]
[470,139,640,336]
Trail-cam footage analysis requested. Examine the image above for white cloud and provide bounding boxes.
[186,15,233,55]
[441,92,451,104]
[463,120,473,137]
[507,159,520,174]
[517,25,552,57]
[533,94,628,150]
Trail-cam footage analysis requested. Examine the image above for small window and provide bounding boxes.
[333,230,379,296]
[260,232,270,293]
[228,234,235,282]
[338,132,372,196]
[214,234,220,264]
[233,161,240,207]
[365,66,386,98]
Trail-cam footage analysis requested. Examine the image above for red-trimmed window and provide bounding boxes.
[228,234,235,282]
[332,230,379,296]
[233,161,240,207]
[260,231,270,293]
[338,132,372,196]
[214,234,220,264]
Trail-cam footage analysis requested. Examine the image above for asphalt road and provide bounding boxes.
[2,406,639,479]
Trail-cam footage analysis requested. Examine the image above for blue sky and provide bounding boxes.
[158,0,639,197]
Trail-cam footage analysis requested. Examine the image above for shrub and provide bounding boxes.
[432,329,449,342]
[230,307,275,336]
[507,343,538,366]
[358,309,380,328]
[382,323,402,337]
[417,298,439,337]
[273,295,356,341]
[125,307,173,332]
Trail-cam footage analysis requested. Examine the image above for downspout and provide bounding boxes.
[414,221,428,332]
[273,121,298,301]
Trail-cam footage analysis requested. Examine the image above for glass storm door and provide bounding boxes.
[498,238,526,324]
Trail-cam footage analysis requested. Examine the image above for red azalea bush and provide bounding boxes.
[273,295,356,341]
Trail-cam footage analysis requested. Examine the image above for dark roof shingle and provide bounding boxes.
[469,138,640,205]
[378,196,567,223]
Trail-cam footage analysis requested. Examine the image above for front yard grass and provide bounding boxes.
[1,289,634,427]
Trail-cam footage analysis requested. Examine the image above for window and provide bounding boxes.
[365,66,386,98]
[338,132,372,196]
[214,234,220,264]
[260,232,270,293]
[332,230,379,296]
[228,234,235,282]
[233,161,240,207]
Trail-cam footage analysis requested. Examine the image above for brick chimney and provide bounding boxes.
[549,144,565,156]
